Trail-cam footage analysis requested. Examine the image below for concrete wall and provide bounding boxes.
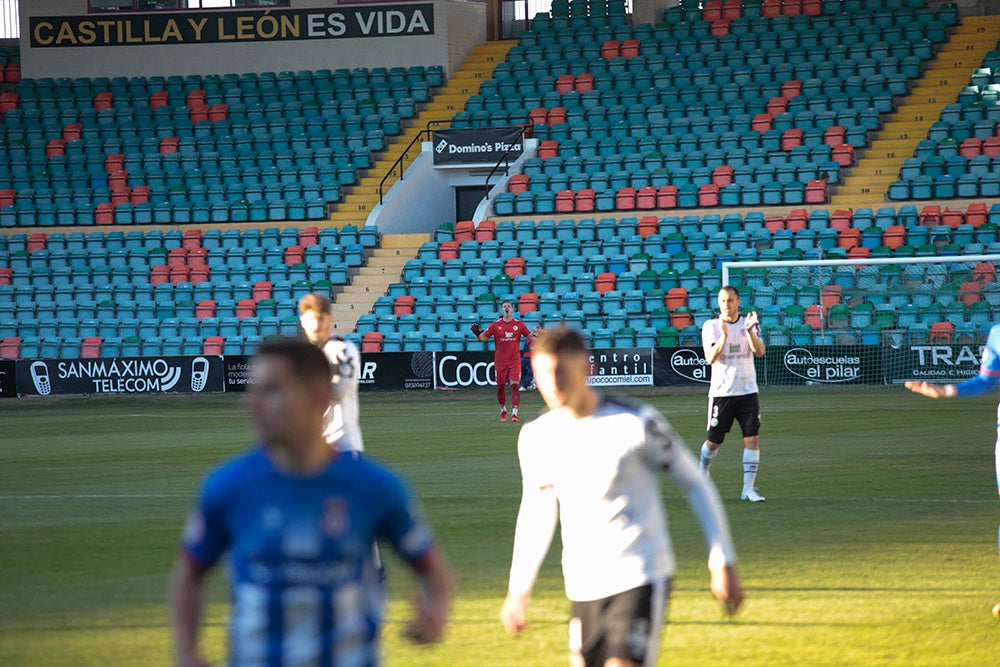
[18,0,484,79]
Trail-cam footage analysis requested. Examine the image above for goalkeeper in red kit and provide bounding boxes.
[471,300,535,422]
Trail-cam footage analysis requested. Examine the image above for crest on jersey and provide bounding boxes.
[322,497,351,536]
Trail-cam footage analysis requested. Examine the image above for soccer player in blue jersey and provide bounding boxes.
[169,339,453,667]
[905,322,1000,617]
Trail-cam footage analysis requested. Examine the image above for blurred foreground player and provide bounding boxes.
[905,321,1000,618]
[471,299,533,422]
[299,292,364,454]
[500,326,743,667]
[169,339,452,667]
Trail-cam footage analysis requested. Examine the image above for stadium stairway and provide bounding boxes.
[327,40,518,228]
[330,232,428,334]
[833,15,1000,208]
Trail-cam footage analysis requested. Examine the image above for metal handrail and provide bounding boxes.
[378,119,451,204]
[482,124,529,199]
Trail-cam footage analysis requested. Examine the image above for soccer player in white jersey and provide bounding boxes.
[905,321,1000,617]
[699,285,768,502]
[169,339,452,667]
[500,326,743,667]
[299,293,364,454]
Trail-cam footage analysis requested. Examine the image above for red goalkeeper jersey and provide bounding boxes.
[483,318,532,369]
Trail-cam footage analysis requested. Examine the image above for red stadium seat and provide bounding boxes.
[751,113,772,132]
[766,97,787,117]
[966,202,988,227]
[666,287,688,309]
[169,265,190,285]
[712,165,734,187]
[764,216,786,233]
[656,185,678,209]
[670,308,693,329]
[150,90,169,109]
[438,241,459,261]
[235,299,256,320]
[574,73,594,93]
[780,79,802,99]
[973,262,996,283]
[929,322,954,344]
[3,62,19,84]
[781,128,803,151]
[636,186,657,209]
[509,174,530,194]
[959,281,983,305]
[600,40,621,60]
[575,189,596,212]
[615,187,636,210]
[538,140,559,160]
[637,216,659,238]
[847,246,870,259]
[919,205,942,226]
[151,265,170,286]
[196,300,216,320]
[475,219,496,241]
[960,137,982,159]
[983,137,1000,158]
[81,336,102,359]
[830,209,853,231]
[393,295,415,316]
[804,304,823,328]
[182,229,203,250]
[702,0,723,22]
[0,337,20,360]
[189,265,210,284]
[63,123,82,141]
[698,184,720,207]
[160,136,179,155]
[821,285,842,311]
[547,107,567,125]
[804,180,828,204]
[0,268,11,285]
[786,209,808,231]
[203,336,224,355]
[188,248,208,268]
[454,220,475,242]
[882,225,906,249]
[284,245,304,265]
[252,281,273,302]
[620,39,641,59]
[93,91,112,111]
[555,74,575,94]
[783,0,803,17]
[361,332,384,353]
[831,143,855,167]
[517,292,539,315]
[505,257,525,278]
[299,227,318,247]
[27,232,46,252]
[528,107,548,126]
[941,207,965,228]
[555,190,576,212]
[837,228,861,249]
[823,126,846,147]
[595,272,617,294]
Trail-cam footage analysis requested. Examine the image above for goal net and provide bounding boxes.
[720,254,1000,387]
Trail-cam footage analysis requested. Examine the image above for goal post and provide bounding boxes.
[719,254,1000,387]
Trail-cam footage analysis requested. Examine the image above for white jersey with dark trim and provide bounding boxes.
[321,337,364,452]
[507,393,737,602]
[701,315,760,398]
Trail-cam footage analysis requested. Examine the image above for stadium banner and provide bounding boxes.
[223,355,253,393]
[0,359,16,398]
[654,347,711,387]
[431,127,524,166]
[588,348,654,387]
[15,356,224,396]
[882,343,982,385]
[223,352,435,392]
[362,351,435,390]
[765,346,882,385]
[29,3,434,48]
[433,351,496,389]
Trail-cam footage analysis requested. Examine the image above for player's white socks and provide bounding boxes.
[699,442,717,472]
[742,449,760,494]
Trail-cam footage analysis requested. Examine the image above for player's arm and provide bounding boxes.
[330,341,361,403]
[502,429,559,633]
[470,322,490,342]
[168,553,212,667]
[703,320,727,364]
[644,413,743,615]
[402,545,454,644]
[906,347,1000,399]
[744,311,765,357]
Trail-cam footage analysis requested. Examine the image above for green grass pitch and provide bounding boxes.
[1,387,998,666]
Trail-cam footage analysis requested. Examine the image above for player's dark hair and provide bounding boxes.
[533,325,588,358]
[720,285,740,298]
[256,338,332,386]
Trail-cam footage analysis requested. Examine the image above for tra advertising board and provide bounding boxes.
[431,127,524,166]
[15,356,224,396]
[882,343,983,385]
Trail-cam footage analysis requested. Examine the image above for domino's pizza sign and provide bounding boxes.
[432,127,524,166]
[15,356,224,396]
